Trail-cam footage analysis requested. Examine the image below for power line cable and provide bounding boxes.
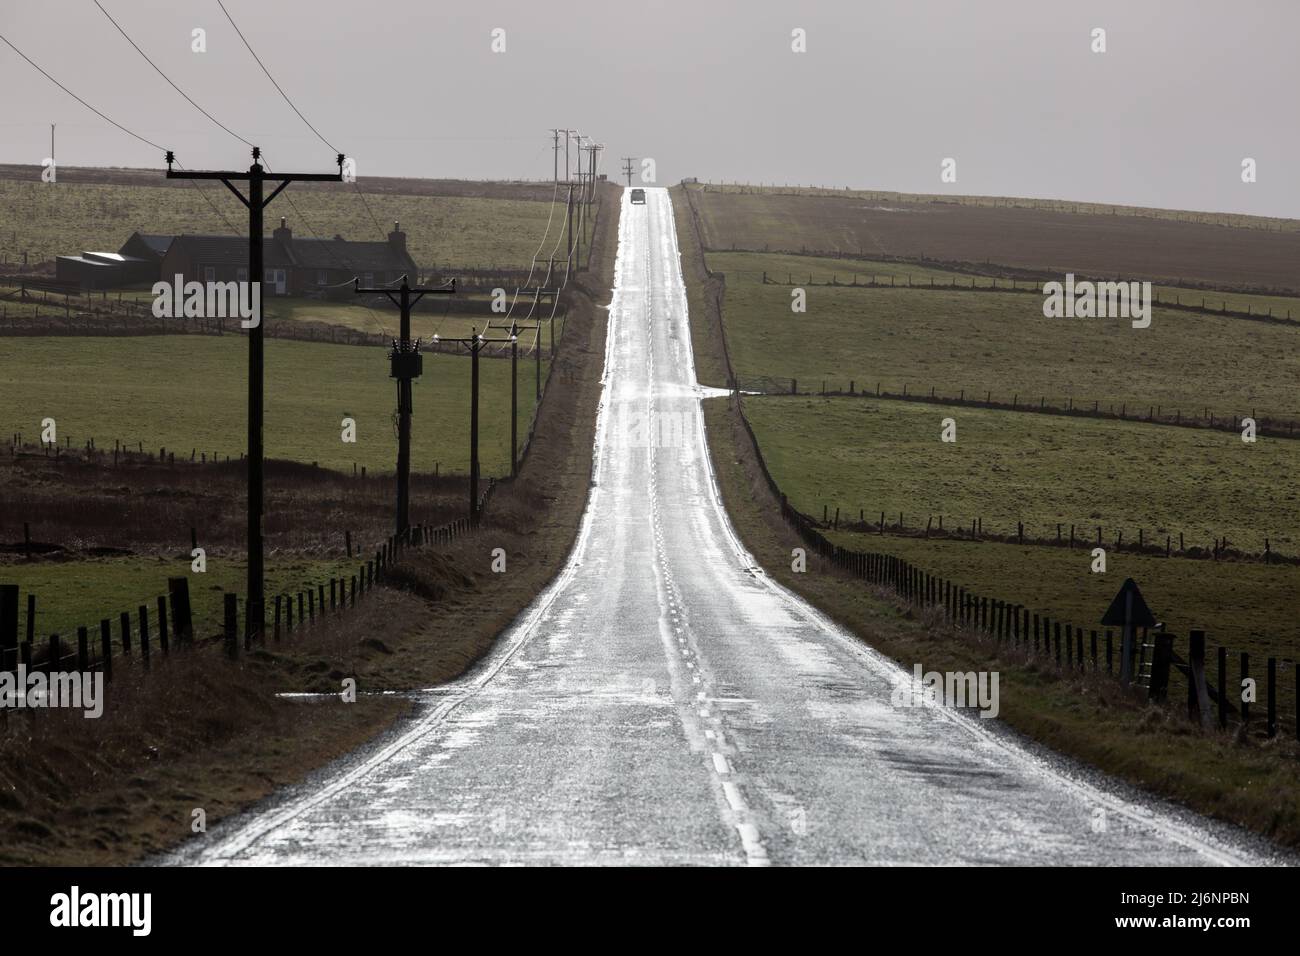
[213,0,387,241]
[215,0,337,154]
[94,0,254,148]
[0,28,238,233]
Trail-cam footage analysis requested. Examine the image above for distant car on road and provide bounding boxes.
[630,188,646,205]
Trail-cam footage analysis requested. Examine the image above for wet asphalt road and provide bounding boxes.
[169,188,1277,866]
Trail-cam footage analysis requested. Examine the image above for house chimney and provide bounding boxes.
[387,220,406,253]
[273,216,292,244]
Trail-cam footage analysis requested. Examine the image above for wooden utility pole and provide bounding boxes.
[566,183,576,278]
[563,129,576,183]
[588,143,602,204]
[166,146,343,640]
[354,271,455,536]
[622,157,636,186]
[504,320,538,478]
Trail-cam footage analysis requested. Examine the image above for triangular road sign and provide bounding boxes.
[1100,577,1156,628]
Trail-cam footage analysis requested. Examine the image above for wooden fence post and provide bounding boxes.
[1187,630,1211,729]
[1239,651,1250,730]
[138,605,151,668]
[168,578,193,644]
[99,619,112,681]
[1217,646,1227,729]
[1267,657,1277,738]
[0,584,17,665]
[77,626,89,671]
[224,593,238,658]
[156,595,169,653]
[274,595,282,641]
[1149,632,1173,702]
[120,611,132,655]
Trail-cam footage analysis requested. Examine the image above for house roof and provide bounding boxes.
[165,235,293,268]
[134,234,174,256]
[284,237,415,272]
[56,255,119,269]
[156,232,412,273]
[84,252,148,264]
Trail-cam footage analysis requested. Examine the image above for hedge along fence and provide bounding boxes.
[810,506,1295,567]
[733,378,1300,443]
[734,397,1299,740]
[225,479,497,657]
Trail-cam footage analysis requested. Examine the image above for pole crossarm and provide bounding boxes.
[354,274,456,310]
[165,147,345,197]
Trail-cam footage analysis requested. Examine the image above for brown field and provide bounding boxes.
[0,455,470,558]
[688,185,1300,293]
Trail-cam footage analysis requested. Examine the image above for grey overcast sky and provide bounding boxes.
[1,0,1296,218]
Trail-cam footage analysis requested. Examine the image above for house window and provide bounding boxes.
[318,270,328,286]
[363,273,374,287]
[204,266,216,282]
[236,268,247,282]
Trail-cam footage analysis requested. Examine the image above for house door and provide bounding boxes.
[264,268,287,295]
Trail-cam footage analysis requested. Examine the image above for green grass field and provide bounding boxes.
[0,554,366,642]
[0,177,569,268]
[743,395,1300,552]
[0,335,543,476]
[710,251,1300,420]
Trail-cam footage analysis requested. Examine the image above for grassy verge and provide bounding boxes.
[670,186,731,389]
